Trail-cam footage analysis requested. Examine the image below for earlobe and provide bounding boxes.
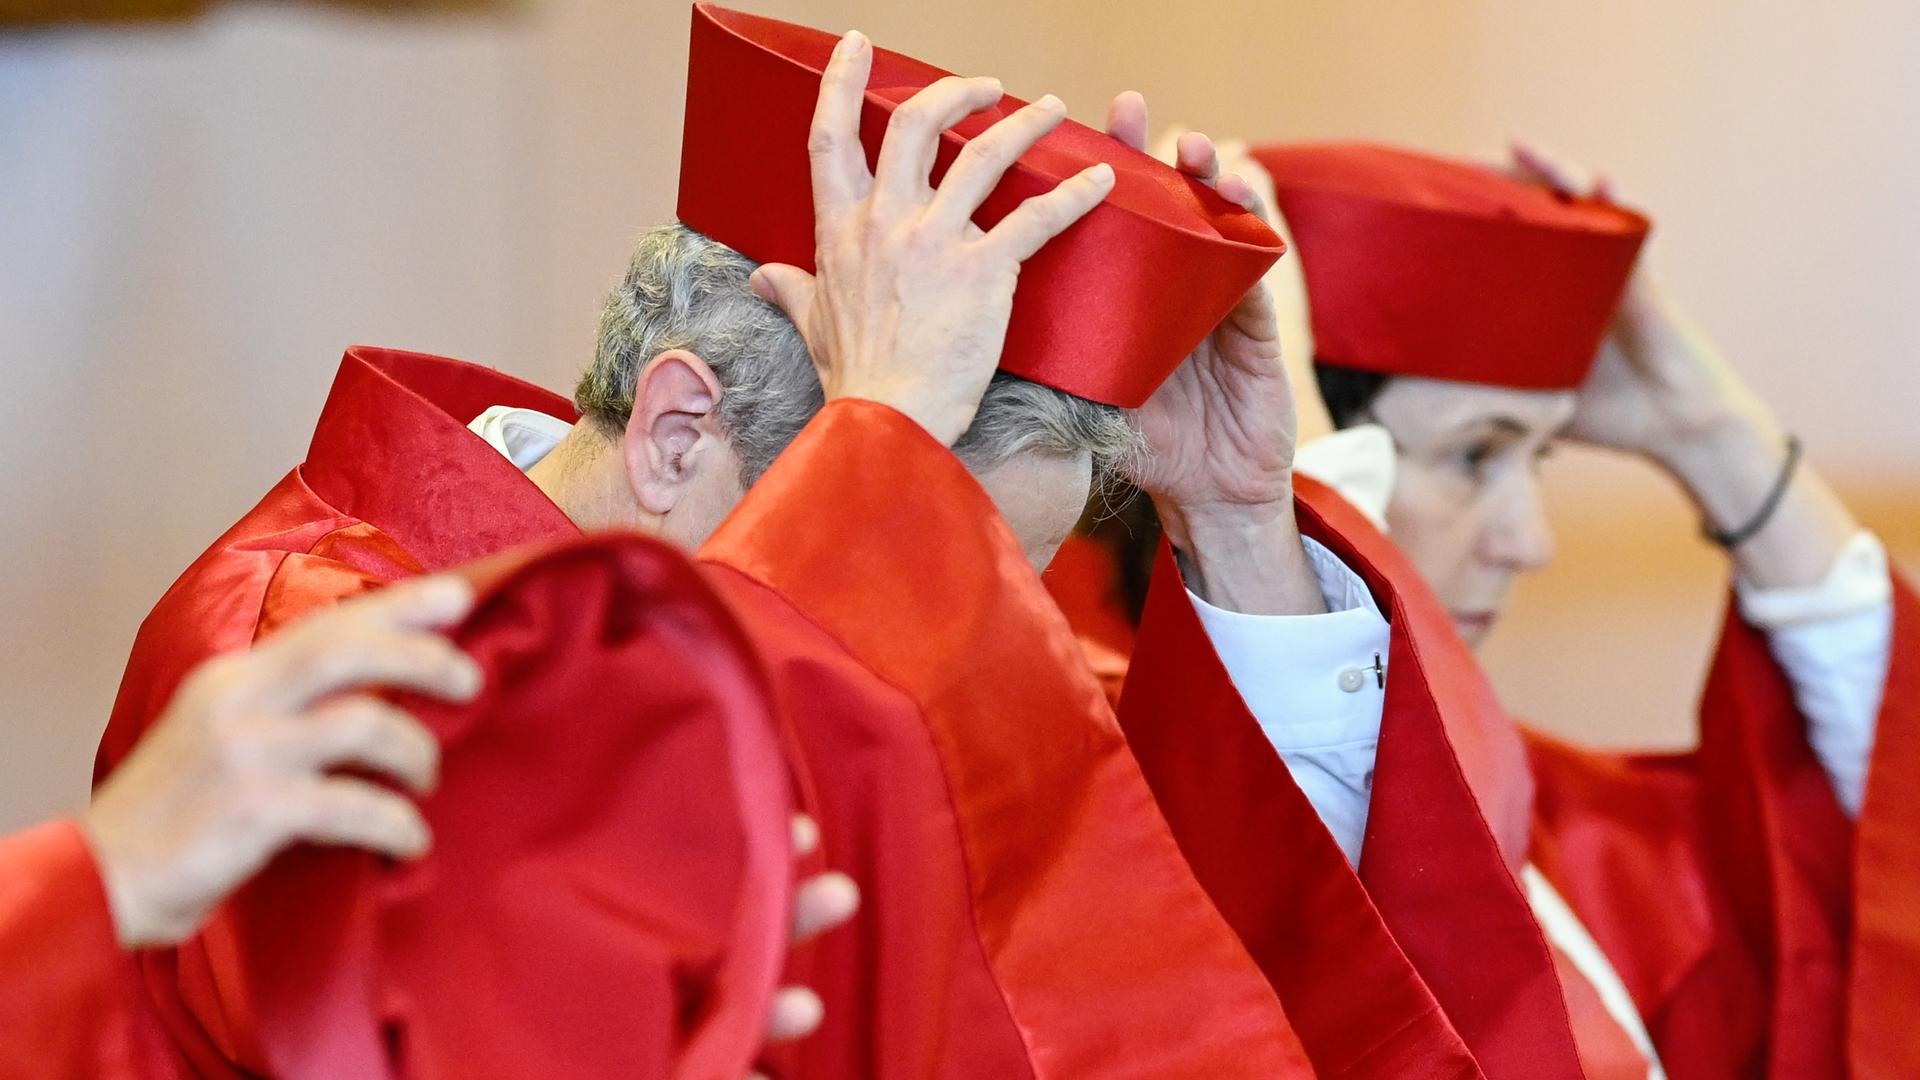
[621,350,725,518]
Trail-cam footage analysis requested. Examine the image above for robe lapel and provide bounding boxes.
[1849,578,1920,1077]
[1297,478,1586,1080]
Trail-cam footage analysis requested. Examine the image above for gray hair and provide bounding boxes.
[579,222,1140,484]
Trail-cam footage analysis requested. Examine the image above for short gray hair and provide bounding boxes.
[579,223,1140,483]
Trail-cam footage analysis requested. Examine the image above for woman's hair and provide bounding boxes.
[1312,361,1393,430]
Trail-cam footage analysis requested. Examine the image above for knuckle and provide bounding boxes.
[887,99,932,137]
[805,123,840,158]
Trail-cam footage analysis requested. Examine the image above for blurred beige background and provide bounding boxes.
[2,0,1915,831]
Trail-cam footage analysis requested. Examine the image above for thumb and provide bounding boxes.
[750,263,816,327]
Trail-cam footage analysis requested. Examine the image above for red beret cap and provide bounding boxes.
[678,3,1287,408]
[1252,142,1650,390]
[233,535,794,1080]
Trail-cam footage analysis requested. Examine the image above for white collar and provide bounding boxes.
[468,404,575,473]
[1294,423,1396,532]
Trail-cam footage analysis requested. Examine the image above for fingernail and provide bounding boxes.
[452,656,484,699]
[421,576,474,616]
[835,30,867,57]
[1089,162,1115,184]
[1036,93,1064,113]
[791,814,820,854]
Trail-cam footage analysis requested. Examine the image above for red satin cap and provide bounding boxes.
[1252,142,1651,389]
[234,535,794,1080]
[678,3,1286,408]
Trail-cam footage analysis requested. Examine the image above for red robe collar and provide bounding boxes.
[301,346,581,569]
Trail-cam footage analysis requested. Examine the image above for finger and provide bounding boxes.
[808,31,877,220]
[981,162,1115,262]
[261,627,482,713]
[793,870,860,942]
[871,75,1004,208]
[1175,130,1220,184]
[283,696,441,794]
[791,813,821,858]
[765,986,826,1042]
[749,263,818,331]
[1105,89,1148,152]
[1510,141,1585,197]
[1216,172,1267,218]
[337,574,476,633]
[286,777,432,860]
[924,94,1068,229]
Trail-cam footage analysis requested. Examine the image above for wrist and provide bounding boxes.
[1158,492,1329,616]
[822,380,977,448]
[77,815,153,949]
[1651,408,1783,514]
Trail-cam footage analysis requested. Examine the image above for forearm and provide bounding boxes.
[1658,409,1859,591]
[1157,493,1330,616]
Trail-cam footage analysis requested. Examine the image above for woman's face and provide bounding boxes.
[1366,376,1576,649]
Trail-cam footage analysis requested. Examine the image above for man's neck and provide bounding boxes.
[525,426,633,533]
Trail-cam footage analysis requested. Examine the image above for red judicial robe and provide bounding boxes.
[95,346,1313,1078]
[0,821,188,1079]
[1059,477,1920,1079]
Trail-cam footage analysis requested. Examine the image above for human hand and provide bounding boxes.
[751,813,860,1073]
[1510,142,1771,467]
[1112,94,1324,614]
[83,576,481,949]
[749,30,1117,446]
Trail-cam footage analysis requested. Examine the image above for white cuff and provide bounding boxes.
[1736,530,1892,628]
[1186,536,1391,866]
[1186,536,1390,750]
[1736,530,1895,817]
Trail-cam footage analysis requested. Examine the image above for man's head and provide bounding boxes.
[553,223,1137,568]
[1316,363,1573,648]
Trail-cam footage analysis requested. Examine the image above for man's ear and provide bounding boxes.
[622,350,725,516]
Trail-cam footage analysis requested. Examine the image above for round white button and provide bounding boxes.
[1338,668,1367,693]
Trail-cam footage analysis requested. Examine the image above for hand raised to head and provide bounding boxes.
[748,30,1116,447]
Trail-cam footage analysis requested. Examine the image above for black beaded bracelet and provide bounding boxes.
[1704,434,1802,548]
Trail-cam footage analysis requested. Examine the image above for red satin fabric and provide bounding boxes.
[226,536,795,1080]
[95,349,810,1068]
[1849,581,1920,1077]
[1115,484,1584,1079]
[1054,476,1920,1077]
[0,820,187,1079]
[1252,142,1648,389]
[677,3,1285,408]
[701,399,1315,1078]
[94,346,1314,1077]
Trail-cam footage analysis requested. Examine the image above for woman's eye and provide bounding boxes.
[1460,442,1496,473]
